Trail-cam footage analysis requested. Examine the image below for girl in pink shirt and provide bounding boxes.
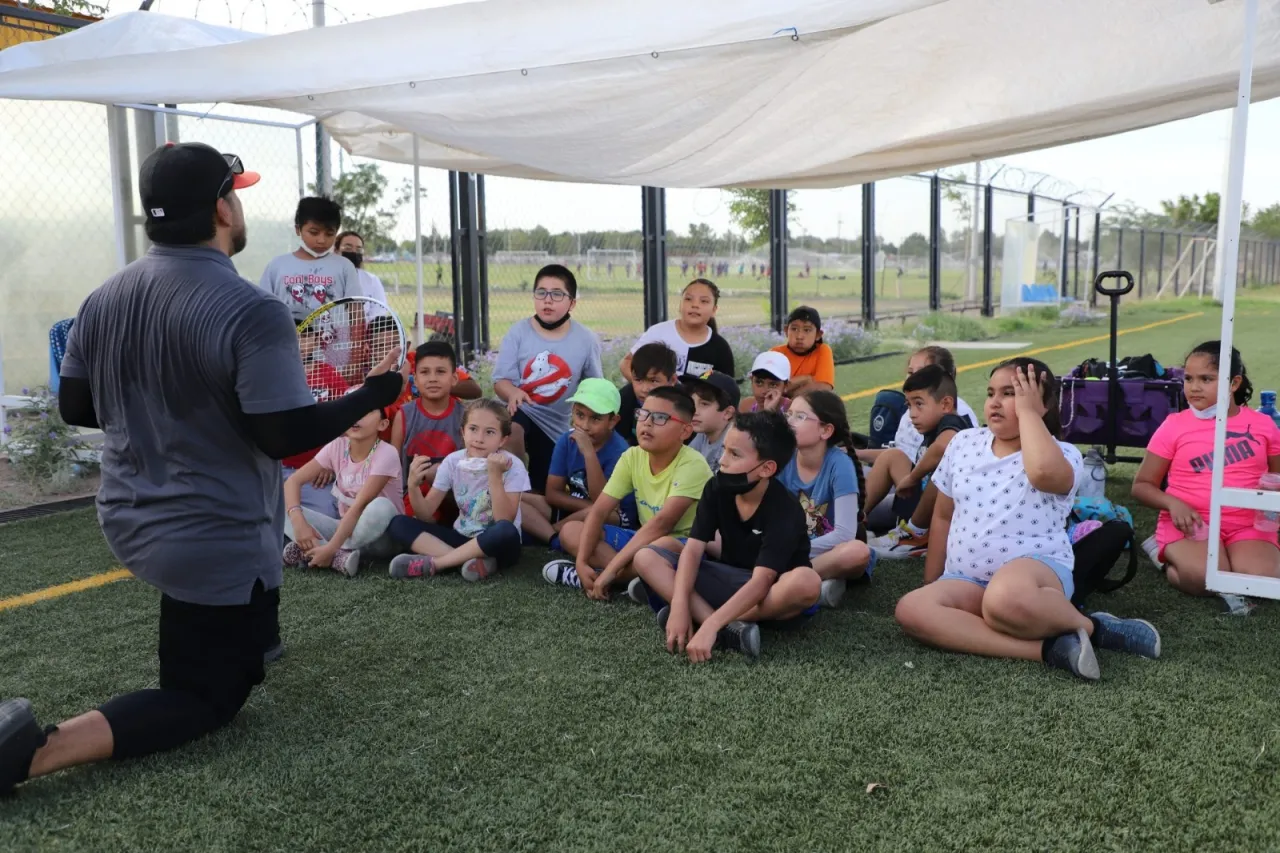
[1132,341,1280,598]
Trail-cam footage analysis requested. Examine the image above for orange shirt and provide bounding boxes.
[771,342,835,387]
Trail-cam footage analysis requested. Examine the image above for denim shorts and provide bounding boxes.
[940,554,1075,600]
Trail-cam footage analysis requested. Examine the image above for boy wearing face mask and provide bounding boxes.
[632,411,821,661]
[260,197,363,322]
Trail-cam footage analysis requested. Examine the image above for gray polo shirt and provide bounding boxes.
[61,245,315,606]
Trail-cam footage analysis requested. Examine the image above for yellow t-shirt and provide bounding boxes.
[603,445,712,537]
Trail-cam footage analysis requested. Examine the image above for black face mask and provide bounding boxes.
[534,312,571,331]
[716,463,765,495]
[341,251,364,269]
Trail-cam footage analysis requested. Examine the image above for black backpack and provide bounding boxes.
[1069,520,1138,606]
[868,389,908,449]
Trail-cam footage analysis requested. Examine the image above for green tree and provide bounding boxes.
[726,188,795,247]
[1250,203,1280,239]
[899,232,930,257]
[310,163,419,253]
[49,1,106,15]
[1160,193,1220,227]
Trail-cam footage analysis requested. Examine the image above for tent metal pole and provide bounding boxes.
[106,106,130,269]
[295,128,305,199]
[1206,0,1267,598]
[413,135,425,346]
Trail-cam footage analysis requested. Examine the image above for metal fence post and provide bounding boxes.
[641,187,668,329]
[1059,202,1071,298]
[861,183,876,326]
[929,175,942,312]
[1137,229,1145,298]
[1027,192,1036,221]
[1157,231,1166,295]
[1090,211,1102,305]
[1174,233,1183,294]
[769,189,789,333]
[981,183,994,316]
[1073,209,1081,299]
[448,170,462,344]
[1116,226,1125,272]
[475,174,490,351]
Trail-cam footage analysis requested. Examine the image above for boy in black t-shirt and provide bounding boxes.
[863,365,973,559]
[615,342,678,446]
[632,411,821,661]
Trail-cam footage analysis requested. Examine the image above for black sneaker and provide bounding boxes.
[656,605,670,633]
[0,698,47,795]
[264,639,285,665]
[716,621,761,659]
[1043,628,1100,681]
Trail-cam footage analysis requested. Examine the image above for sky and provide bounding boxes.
[50,0,1280,242]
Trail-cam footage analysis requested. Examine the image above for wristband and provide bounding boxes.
[287,505,303,515]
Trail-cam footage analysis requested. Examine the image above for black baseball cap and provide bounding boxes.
[786,305,822,329]
[684,369,741,409]
[139,142,260,226]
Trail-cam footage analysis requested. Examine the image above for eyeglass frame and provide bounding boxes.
[533,287,572,303]
[636,408,690,427]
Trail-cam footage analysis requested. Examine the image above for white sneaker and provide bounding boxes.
[1140,534,1163,570]
[869,521,928,559]
[819,578,846,609]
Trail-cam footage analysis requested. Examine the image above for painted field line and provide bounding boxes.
[0,568,132,613]
[841,312,1204,403]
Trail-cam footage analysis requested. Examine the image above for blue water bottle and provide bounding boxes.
[1261,391,1280,432]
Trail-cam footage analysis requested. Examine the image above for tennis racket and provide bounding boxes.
[296,296,407,395]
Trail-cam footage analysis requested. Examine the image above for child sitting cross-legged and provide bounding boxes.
[894,358,1161,682]
[543,386,713,601]
[390,340,466,516]
[771,305,835,397]
[744,351,791,413]
[283,402,404,577]
[1132,341,1280,609]
[632,411,822,662]
[862,365,972,558]
[386,399,530,582]
[532,378,639,536]
[684,370,740,473]
[780,390,874,609]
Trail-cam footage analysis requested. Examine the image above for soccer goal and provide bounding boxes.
[492,250,552,267]
[586,249,639,280]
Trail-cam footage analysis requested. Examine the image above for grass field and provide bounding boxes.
[5,295,1280,851]
[368,262,987,340]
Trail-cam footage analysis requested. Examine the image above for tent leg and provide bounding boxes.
[1206,0,1258,596]
[413,135,425,347]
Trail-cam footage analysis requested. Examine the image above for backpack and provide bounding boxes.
[1068,497,1138,605]
[868,389,908,449]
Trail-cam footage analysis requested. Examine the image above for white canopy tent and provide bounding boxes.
[1,0,1277,599]
[0,0,1278,189]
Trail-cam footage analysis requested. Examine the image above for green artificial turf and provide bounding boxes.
[3,295,1280,852]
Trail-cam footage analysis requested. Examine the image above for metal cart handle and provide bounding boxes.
[1095,270,1135,298]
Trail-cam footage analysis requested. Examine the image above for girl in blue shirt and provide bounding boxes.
[779,390,874,608]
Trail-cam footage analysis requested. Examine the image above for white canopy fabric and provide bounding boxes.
[0,0,1277,188]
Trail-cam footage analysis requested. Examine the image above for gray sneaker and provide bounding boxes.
[656,605,670,633]
[460,557,497,582]
[1089,612,1161,658]
[626,577,649,605]
[331,548,361,578]
[1219,593,1258,617]
[389,554,436,579]
[819,578,846,609]
[716,621,761,659]
[1043,627,1100,681]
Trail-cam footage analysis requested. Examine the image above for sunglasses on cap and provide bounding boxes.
[215,153,245,199]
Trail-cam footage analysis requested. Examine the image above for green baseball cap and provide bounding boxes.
[567,378,622,415]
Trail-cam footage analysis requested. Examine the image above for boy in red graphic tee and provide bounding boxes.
[391,341,467,519]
